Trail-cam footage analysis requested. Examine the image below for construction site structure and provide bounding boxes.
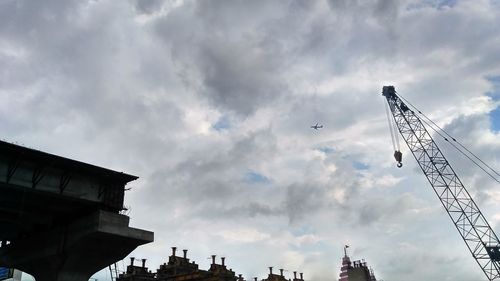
[0,140,154,281]
[117,247,306,281]
[382,86,500,280]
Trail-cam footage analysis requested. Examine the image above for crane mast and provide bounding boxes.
[382,86,500,280]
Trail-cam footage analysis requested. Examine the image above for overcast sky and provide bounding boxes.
[1,0,500,280]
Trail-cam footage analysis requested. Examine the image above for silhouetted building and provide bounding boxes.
[155,247,237,281]
[117,247,304,281]
[261,268,304,281]
[156,248,200,280]
[338,251,376,281]
[117,258,156,281]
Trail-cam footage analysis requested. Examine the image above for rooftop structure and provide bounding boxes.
[117,247,305,281]
[338,248,377,281]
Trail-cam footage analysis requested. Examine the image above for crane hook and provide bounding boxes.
[394,150,403,168]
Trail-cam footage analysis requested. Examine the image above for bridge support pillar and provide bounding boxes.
[0,210,153,281]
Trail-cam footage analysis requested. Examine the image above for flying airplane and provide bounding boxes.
[310,123,323,130]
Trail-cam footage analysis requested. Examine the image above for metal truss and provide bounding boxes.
[382,86,500,280]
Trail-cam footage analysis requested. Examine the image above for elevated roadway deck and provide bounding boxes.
[0,141,153,281]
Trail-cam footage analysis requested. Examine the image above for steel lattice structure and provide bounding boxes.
[382,86,500,280]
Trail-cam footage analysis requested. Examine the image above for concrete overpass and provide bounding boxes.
[0,140,153,281]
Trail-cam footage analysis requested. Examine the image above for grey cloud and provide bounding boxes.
[357,193,417,225]
[327,0,356,11]
[202,202,284,219]
[197,39,287,116]
[434,114,500,203]
[2,1,500,281]
[134,0,165,15]
[137,127,279,213]
[185,180,333,225]
[276,90,385,139]
[0,0,188,151]
[152,1,297,116]
[285,183,327,224]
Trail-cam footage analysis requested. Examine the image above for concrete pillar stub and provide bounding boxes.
[0,210,153,281]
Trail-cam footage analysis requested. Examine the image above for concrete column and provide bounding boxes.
[0,211,153,281]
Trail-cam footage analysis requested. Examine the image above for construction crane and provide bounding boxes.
[381,85,500,280]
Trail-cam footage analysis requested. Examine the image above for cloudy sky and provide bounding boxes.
[1,0,500,280]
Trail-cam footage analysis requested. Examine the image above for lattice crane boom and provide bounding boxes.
[382,86,500,280]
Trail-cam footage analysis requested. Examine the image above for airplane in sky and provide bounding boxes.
[310,123,323,130]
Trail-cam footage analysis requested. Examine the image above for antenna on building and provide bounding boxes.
[344,245,349,257]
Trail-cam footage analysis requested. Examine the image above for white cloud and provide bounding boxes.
[218,228,271,243]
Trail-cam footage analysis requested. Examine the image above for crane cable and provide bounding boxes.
[384,100,398,152]
[419,117,500,184]
[385,99,402,167]
[393,115,401,151]
[396,92,500,184]
[397,92,500,178]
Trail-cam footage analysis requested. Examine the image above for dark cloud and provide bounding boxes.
[134,0,165,15]
[357,193,417,225]
[137,127,279,215]
[197,38,287,116]
[150,1,293,116]
[284,183,326,224]
[204,202,284,219]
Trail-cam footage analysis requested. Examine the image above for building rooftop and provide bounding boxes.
[117,247,305,281]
